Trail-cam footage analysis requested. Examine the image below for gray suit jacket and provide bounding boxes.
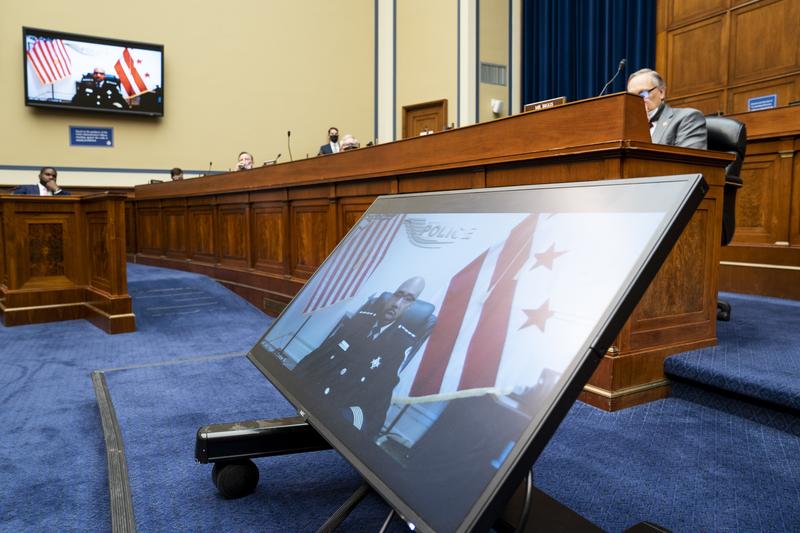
[651,103,707,149]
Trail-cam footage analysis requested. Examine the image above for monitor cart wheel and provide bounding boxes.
[212,459,260,499]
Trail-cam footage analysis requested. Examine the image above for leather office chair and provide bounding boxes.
[705,116,747,321]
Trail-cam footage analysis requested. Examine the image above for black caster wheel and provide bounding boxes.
[717,301,731,321]
[211,459,260,499]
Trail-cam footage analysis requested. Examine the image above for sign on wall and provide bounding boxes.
[69,126,114,147]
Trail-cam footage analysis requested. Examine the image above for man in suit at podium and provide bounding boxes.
[318,126,340,155]
[293,277,434,439]
[627,68,707,149]
[14,167,70,196]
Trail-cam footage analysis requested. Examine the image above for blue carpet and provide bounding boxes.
[534,381,800,532]
[0,263,271,532]
[102,354,408,532]
[3,264,800,532]
[665,292,800,411]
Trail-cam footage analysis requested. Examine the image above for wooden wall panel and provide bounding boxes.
[1,194,133,333]
[218,205,249,267]
[665,0,727,27]
[125,202,136,255]
[791,142,800,246]
[728,76,800,114]
[0,210,5,285]
[638,210,707,320]
[667,91,725,115]
[87,212,110,292]
[188,206,215,263]
[659,0,800,114]
[136,208,162,255]
[131,94,731,411]
[290,201,334,279]
[252,203,287,274]
[27,221,67,279]
[666,15,727,96]
[338,197,375,238]
[729,0,800,83]
[733,153,787,244]
[163,208,187,259]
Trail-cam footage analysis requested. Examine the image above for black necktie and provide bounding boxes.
[368,324,381,340]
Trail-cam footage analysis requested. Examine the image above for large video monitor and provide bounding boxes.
[248,175,707,532]
[23,27,164,117]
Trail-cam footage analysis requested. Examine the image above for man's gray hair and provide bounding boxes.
[628,68,665,89]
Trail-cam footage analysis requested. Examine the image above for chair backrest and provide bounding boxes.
[705,116,747,183]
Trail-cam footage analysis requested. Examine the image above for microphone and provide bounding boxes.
[599,58,626,96]
[287,130,293,162]
[208,161,212,173]
[275,153,281,163]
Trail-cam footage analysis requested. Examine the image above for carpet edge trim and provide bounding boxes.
[92,370,137,533]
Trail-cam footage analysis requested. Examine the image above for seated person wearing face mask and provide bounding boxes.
[318,127,340,155]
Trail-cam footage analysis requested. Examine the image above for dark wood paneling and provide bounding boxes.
[658,0,800,115]
[729,0,800,83]
[666,15,727,97]
[252,203,288,274]
[0,194,134,333]
[338,197,375,237]
[131,94,730,411]
[665,0,727,27]
[718,105,800,299]
[728,76,800,114]
[218,205,250,267]
[290,200,334,279]
[163,207,187,258]
[188,206,215,263]
[87,212,110,292]
[136,208,162,256]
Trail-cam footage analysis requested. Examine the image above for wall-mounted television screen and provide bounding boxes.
[23,27,164,117]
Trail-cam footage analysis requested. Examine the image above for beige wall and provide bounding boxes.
[478,0,510,122]
[396,0,458,138]
[0,0,374,186]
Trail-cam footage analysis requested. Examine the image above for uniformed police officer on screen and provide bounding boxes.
[71,67,129,110]
[293,277,434,439]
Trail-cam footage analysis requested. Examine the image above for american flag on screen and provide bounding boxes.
[27,38,72,85]
[302,214,406,315]
[114,48,149,98]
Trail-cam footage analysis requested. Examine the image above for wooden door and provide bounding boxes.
[402,99,448,139]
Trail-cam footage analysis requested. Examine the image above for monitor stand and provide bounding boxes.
[194,416,653,532]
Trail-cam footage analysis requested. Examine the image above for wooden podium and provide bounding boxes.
[0,193,135,334]
[131,94,731,410]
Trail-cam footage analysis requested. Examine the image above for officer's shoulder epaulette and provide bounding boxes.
[397,324,416,338]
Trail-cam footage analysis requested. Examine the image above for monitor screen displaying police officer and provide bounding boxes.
[71,67,129,110]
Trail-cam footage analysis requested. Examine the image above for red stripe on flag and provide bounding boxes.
[56,40,71,70]
[43,40,64,78]
[313,218,381,310]
[27,51,47,85]
[123,48,148,93]
[340,215,404,301]
[302,227,363,314]
[114,60,135,96]
[32,44,56,84]
[408,250,488,397]
[302,215,405,315]
[458,215,538,390]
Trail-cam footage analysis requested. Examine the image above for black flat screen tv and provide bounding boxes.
[248,175,707,532]
[23,27,164,117]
